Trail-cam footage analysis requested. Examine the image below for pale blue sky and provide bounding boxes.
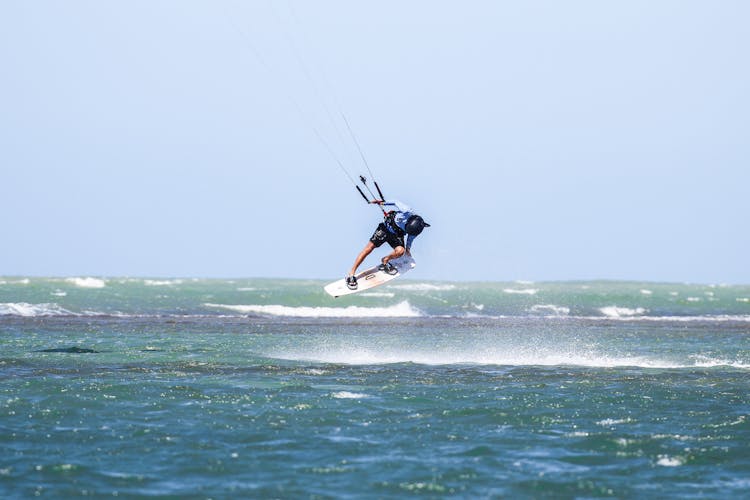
[2,1,748,282]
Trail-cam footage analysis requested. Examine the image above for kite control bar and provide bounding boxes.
[356,185,370,204]
[356,175,387,215]
[374,181,385,201]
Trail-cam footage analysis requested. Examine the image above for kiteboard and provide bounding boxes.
[324,255,416,298]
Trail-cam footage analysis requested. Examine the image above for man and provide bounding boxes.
[346,199,430,290]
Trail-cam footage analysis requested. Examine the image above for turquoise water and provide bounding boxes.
[2,277,750,497]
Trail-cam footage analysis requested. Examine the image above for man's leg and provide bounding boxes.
[381,245,405,266]
[348,241,376,277]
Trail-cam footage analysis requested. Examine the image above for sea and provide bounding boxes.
[1,276,749,498]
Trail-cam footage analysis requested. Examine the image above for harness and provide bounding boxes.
[384,211,404,236]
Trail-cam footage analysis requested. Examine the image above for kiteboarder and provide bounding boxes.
[346,199,430,290]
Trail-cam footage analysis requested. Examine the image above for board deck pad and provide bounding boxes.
[324,255,416,298]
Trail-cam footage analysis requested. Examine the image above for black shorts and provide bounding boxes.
[369,223,405,249]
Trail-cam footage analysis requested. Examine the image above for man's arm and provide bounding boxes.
[405,234,415,254]
[381,200,411,213]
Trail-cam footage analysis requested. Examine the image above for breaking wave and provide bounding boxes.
[65,277,107,288]
[599,306,647,318]
[204,300,422,318]
[144,279,184,286]
[503,288,539,295]
[588,314,750,323]
[529,304,570,316]
[388,283,456,292]
[0,278,30,285]
[0,302,74,317]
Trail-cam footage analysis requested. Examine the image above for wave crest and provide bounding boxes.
[503,288,539,295]
[0,302,74,317]
[529,304,570,316]
[389,283,456,292]
[65,277,107,288]
[599,306,647,318]
[204,300,422,318]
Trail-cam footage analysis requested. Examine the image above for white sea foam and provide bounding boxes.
[0,278,30,285]
[463,311,502,319]
[144,279,183,286]
[690,355,750,369]
[204,300,421,318]
[503,288,539,295]
[332,391,369,399]
[237,287,258,292]
[529,304,570,316]
[565,431,590,437]
[584,314,750,324]
[686,297,701,302]
[66,277,106,288]
[359,292,396,298]
[599,306,646,318]
[737,298,750,303]
[388,283,456,292]
[656,455,685,467]
[640,289,653,295]
[0,302,74,317]
[596,418,633,427]
[51,291,67,297]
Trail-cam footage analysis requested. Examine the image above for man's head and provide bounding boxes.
[405,215,431,236]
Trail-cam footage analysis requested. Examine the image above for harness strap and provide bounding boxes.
[384,211,404,236]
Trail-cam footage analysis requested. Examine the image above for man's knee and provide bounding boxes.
[394,246,405,257]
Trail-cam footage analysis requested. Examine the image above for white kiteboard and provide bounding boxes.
[324,255,416,298]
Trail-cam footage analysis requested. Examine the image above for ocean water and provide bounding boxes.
[1,277,749,498]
